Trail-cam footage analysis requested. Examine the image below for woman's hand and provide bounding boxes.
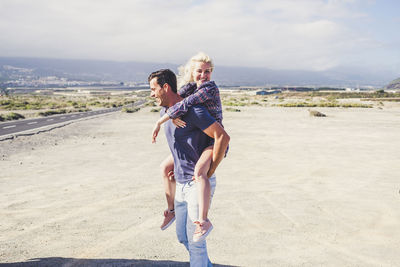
[172,117,186,128]
[152,122,161,143]
[167,171,175,181]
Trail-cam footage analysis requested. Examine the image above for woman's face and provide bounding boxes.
[192,61,212,87]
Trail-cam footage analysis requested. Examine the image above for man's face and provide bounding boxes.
[150,77,167,106]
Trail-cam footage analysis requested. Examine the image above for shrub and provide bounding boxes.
[71,108,91,113]
[222,100,246,106]
[310,91,400,99]
[326,96,337,102]
[340,103,372,108]
[124,100,136,105]
[37,109,67,116]
[278,102,318,107]
[0,112,25,121]
[278,102,372,108]
[122,107,140,113]
[134,91,150,97]
[72,102,87,108]
[145,100,156,107]
[0,100,12,106]
[226,107,241,112]
[88,101,102,106]
[150,108,161,112]
[309,110,326,117]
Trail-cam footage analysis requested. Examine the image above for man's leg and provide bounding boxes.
[186,176,216,267]
[175,181,189,251]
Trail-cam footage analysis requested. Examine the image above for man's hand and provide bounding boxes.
[206,162,216,178]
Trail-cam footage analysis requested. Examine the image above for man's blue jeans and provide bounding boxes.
[175,175,216,267]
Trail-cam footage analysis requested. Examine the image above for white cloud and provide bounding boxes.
[0,0,395,71]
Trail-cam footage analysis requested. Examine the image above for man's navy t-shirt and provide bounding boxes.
[162,104,216,184]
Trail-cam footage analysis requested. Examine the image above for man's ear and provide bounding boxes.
[162,83,171,92]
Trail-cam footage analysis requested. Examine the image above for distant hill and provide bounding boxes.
[0,56,396,87]
[0,57,175,83]
[385,77,400,90]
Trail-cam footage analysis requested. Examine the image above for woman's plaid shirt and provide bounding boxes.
[166,81,223,124]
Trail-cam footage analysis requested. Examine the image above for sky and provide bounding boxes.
[0,0,399,73]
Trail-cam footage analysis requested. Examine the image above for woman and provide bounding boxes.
[152,52,224,242]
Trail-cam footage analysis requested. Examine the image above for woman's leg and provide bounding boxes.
[193,146,213,222]
[160,154,175,211]
[160,154,176,230]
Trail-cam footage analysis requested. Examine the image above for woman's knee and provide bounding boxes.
[160,159,174,176]
[194,148,212,178]
[193,168,207,179]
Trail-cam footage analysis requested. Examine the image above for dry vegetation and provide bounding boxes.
[1,89,400,122]
[308,110,327,117]
[220,90,400,110]
[0,90,148,121]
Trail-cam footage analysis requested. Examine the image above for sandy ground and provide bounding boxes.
[1,106,400,267]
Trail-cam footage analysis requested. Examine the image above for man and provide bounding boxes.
[148,69,230,266]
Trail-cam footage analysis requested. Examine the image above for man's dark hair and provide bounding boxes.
[148,69,177,93]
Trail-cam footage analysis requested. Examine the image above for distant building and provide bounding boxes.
[256,90,281,95]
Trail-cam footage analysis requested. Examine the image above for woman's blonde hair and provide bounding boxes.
[177,52,214,89]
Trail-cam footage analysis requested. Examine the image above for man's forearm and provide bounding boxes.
[207,133,230,178]
[202,121,230,178]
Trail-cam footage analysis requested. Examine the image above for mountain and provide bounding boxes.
[0,57,176,83]
[385,77,400,90]
[0,56,397,87]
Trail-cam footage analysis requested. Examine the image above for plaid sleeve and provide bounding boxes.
[178,83,196,98]
[167,81,217,119]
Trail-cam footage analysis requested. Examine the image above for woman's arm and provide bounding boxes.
[178,83,197,98]
[167,81,217,119]
[152,113,170,143]
[152,114,186,143]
